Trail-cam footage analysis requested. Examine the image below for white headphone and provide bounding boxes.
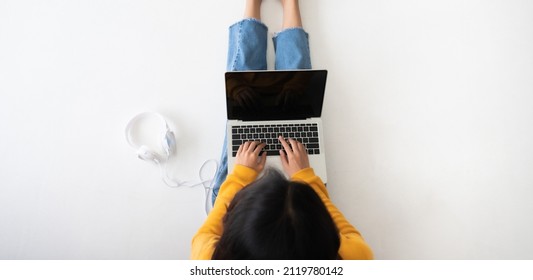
[125,112,176,164]
[125,112,218,214]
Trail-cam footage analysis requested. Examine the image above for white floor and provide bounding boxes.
[1,0,533,259]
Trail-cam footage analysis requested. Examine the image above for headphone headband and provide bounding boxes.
[124,111,218,214]
[125,112,170,150]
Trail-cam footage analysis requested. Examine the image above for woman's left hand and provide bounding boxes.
[235,141,267,173]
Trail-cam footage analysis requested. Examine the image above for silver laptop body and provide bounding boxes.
[225,70,328,183]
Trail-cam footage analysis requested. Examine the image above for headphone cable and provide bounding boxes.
[156,158,218,215]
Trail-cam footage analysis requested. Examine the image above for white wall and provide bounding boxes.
[1,0,532,259]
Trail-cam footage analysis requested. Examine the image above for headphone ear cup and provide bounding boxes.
[162,130,176,156]
[137,145,159,163]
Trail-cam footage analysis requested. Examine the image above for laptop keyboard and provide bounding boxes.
[231,123,320,156]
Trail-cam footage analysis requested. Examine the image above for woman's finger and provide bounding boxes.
[246,141,257,152]
[258,151,267,170]
[288,138,301,155]
[296,141,306,153]
[242,141,251,152]
[254,142,266,155]
[278,136,292,154]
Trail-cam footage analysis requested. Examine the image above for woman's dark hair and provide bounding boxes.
[212,169,340,259]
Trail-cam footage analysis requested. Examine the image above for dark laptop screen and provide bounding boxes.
[225,70,327,121]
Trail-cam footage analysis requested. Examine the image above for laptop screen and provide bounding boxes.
[225,70,327,121]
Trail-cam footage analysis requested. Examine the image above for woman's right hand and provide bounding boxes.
[278,136,310,177]
[235,141,267,173]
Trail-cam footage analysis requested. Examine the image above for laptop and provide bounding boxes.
[225,70,328,183]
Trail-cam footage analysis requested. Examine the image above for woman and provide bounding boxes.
[191,0,373,260]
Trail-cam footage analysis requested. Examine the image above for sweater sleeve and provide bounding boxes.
[190,165,258,260]
[291,168,374,260]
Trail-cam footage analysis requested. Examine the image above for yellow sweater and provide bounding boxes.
[190,165,374,260]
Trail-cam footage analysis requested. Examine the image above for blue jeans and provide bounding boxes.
[212,19,312,205]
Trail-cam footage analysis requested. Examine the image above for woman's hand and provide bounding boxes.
[279,136,310,177]
[235,141,267,173]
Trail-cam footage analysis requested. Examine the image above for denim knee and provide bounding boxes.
[273,27,312,70]
[227,18,268,71]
